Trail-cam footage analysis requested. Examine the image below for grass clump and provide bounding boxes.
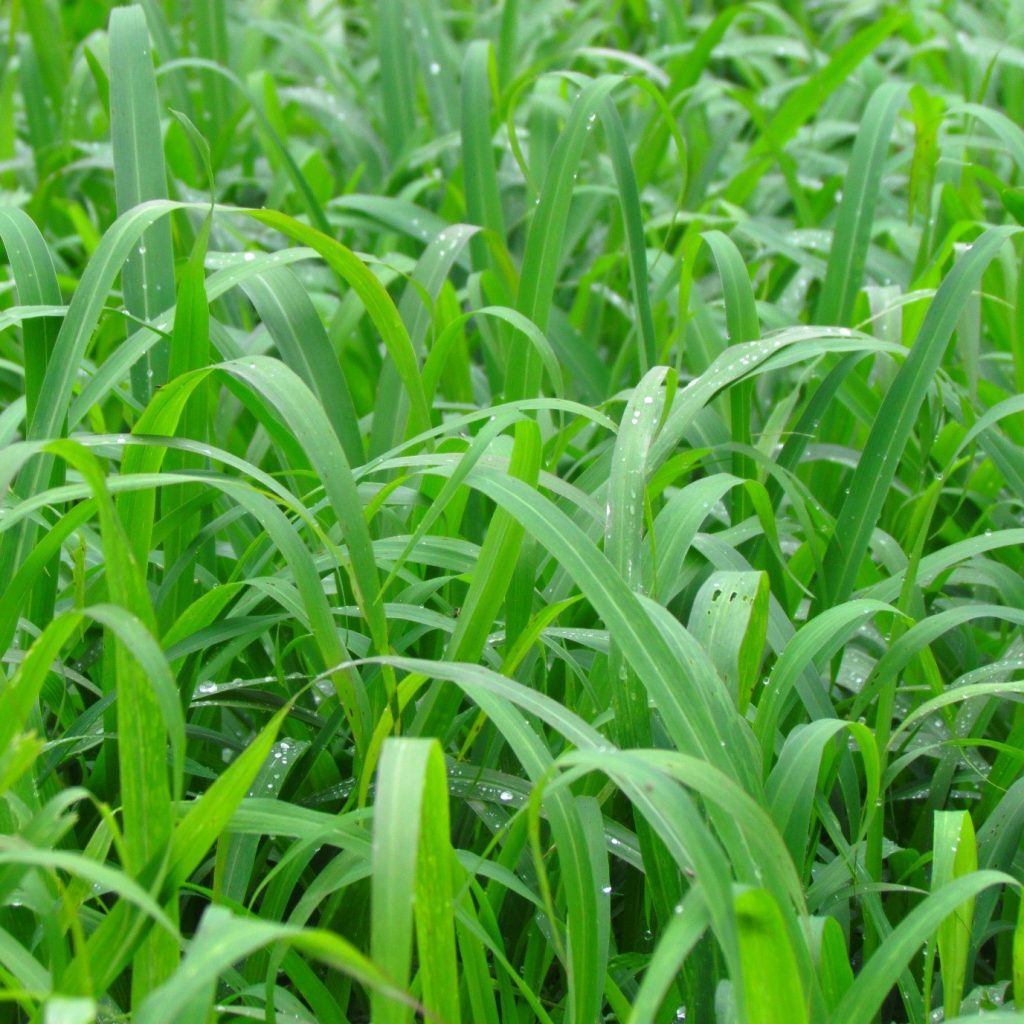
[1,1,1024,1022]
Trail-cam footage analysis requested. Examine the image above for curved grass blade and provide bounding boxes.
[818,226,1020,609]
[240,265,364,465]
[134,905,415,1024]
[830,872,1016,1024]
[0,209,62,422]
[0,208,65,632]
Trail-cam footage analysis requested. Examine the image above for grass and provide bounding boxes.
[1,1,1024,1021]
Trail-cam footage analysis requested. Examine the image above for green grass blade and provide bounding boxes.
[509,75,621,399]
[689,570,770,715]
[240,265,364,466]
[735,887,809,1024]
[413,418,541,739]
[160,215,212,629]
[818,225,1020,609]
[627,890,709,1024]
[461,41,507,271]
[725,11,908,207]
[109,6,176,402]
[248,208,432,439]
[606,365,670,746]
[0,208,64,632]
[815,83,908,326]
[0,208,61,422]
[191,0,231,143]
[371,738,460,1024]
[134,905,414,1024]
[598,97,657,373]
[461,467,760,787]
[933,811,978,1018]
[21,0,69,116]
[377,0,416,159]
[831,873,1015,1024]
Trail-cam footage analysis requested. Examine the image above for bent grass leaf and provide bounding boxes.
[3,6,1023,1020]
[819,226,1020,609]
[133,905,415,1024]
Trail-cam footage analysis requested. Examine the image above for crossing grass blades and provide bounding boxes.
[1,1,1024,1022]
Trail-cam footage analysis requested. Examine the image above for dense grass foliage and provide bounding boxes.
[2,1,1024,1021]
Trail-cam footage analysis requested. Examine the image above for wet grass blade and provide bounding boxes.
[815,83,908,326]
[818,226,1020,609]
[378,0,417,159]
[3,5,1024,1019]
[725,11,908,207]
[109,6,176,402]
[510,76,622,399]
[371,738,459,1024]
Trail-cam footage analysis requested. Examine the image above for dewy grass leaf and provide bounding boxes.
[818,225,1021,609]
[44,440,179,998]
[43,442,171,872]
[463,466,761,789]
[0,843,178,941]
[605,365,671,747]
[371,738,459,1024]
[725,10,909,207]
[461,41,507,273]
[510,75,622,399]
[0,207,64,633]
[4,3,1024,1019]
[378,0,417,159]
[133,905,415,1024]
[109,6,176,402]
[0,208,61,423]
[832,873,1018,1024]
[161,215,212,629]
[689,570,770,715]
[815,82,908,327]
